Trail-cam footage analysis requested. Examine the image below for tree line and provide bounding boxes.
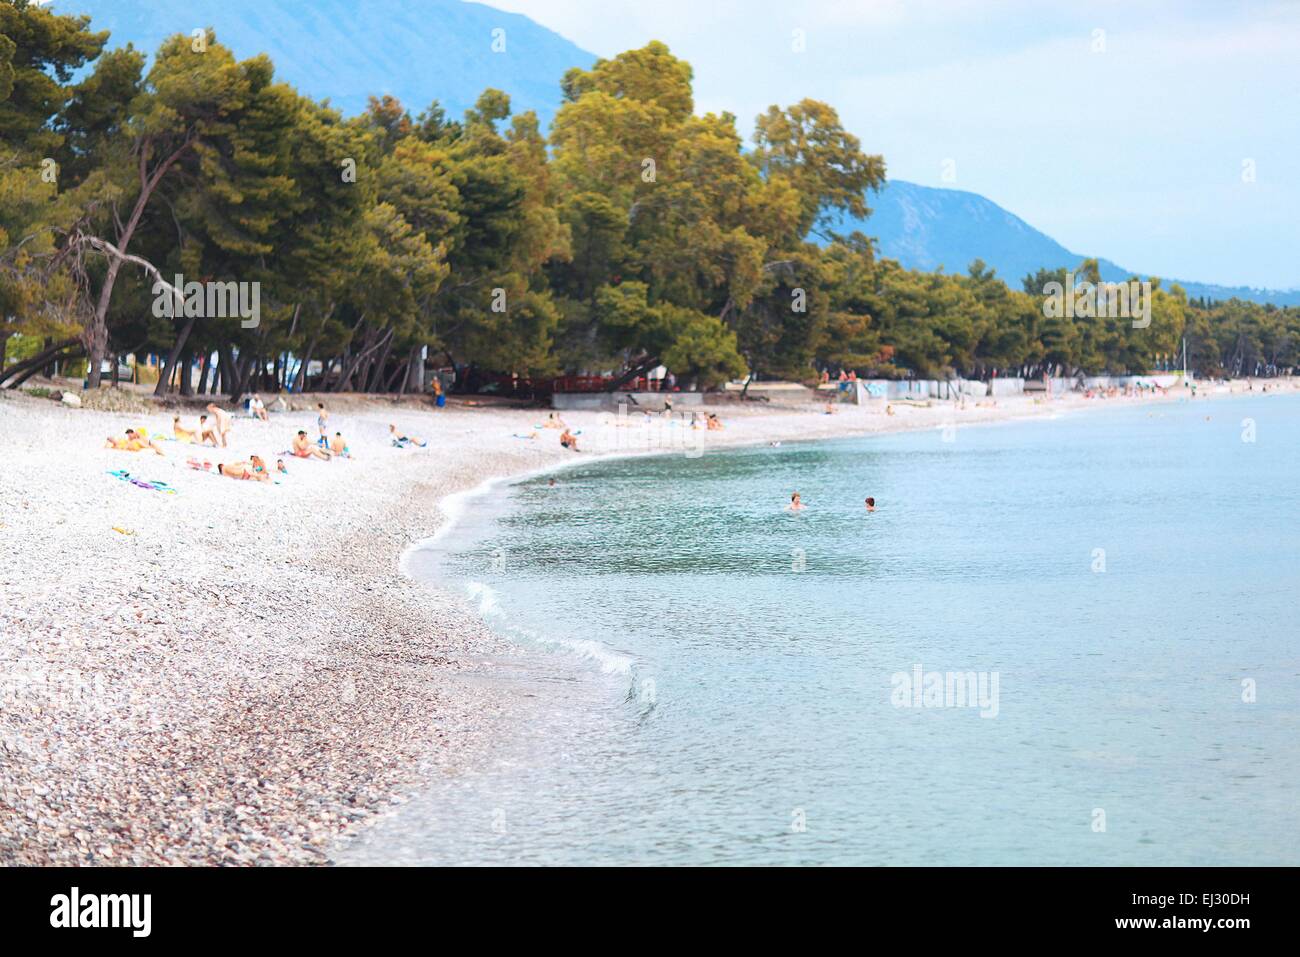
[2,1,1297,397]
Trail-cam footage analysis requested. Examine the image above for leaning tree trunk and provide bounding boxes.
[86,137,195,390]
[0,339,83,389]
[154,315,196,397]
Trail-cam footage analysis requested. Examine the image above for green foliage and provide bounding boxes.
[3,14,1296,395]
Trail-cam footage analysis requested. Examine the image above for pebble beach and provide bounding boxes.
[0,380,1283,865]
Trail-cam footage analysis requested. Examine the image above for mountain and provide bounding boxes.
[54,0,595,127]
[827,181,1300,306]
[54,0,1298,306]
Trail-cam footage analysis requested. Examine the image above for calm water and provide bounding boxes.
[342,394,1300,865]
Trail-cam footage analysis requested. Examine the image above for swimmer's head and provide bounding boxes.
[866,497,875,507]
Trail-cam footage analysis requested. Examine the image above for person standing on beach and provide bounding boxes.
[316,403,329,446]
[205,403,233,447]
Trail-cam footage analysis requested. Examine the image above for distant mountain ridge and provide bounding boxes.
[827,183,1300,306]
[55,0,595,127]
[56,0,1298,306]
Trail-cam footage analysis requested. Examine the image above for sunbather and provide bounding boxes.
[292,430,331,460]
[198,415,220,446]
[329,432,353,458]
[173,416,198,443]
[389,424,426,447]
[217,460,270,482]
[105,429,165,456]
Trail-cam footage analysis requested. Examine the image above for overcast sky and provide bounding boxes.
[486,0,1300,289]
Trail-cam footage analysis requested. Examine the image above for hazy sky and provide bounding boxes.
[487,0,1300,289]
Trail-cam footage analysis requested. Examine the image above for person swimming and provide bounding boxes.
[865,497,875,512]
[787,491,805,511]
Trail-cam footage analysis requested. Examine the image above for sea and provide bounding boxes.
[339,393,1300,865]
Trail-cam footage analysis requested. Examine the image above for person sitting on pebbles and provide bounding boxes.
[560,428,580,451]
[329,432,353,458]
[384,423,426,447]
[173,415,198,443]
[292,430,331,460]
[105,429,165,456]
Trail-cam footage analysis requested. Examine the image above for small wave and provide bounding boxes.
[464,581,635,676]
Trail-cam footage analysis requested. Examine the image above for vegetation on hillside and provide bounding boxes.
[2,1,1297,394]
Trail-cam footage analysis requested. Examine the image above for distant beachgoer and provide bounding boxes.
[248,393,269,422]
[173,416,197,443]
[787,492,805,511]
[560,429,579,451]
[706,413,724,431]
[276,459,288,474]
[865,497,876,512]
[105,429,165,456]
[293,430,331,460]
[217,460,270,482]
[206,403,233,447]
[197,414,219,446]
[548,478,557,488]
[886,404,895,416]
[432,377,445,408]
[543,413,566,430]
[824,402,836,415]
[389,424,426,447]
[330,432,352,458]
[316,403,329,445]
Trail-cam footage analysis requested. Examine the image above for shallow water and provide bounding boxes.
[342,394,1300,865]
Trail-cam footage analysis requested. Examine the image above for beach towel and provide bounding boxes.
[107,471,178,494]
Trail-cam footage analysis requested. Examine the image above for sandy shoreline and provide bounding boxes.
[1,378,1292,864]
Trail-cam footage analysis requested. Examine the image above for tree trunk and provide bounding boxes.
[366,332,396,392]
[605,355,661,392]
[178,349,194,396]
[86,136,195,389]
[1,339,83,389]
[154,316,196,397]
[199,352,214,395]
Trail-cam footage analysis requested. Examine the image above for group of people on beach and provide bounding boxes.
[104,392,441,486]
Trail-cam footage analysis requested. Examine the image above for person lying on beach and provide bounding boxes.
[292,430,332,460]
[388,424,426,447]
[216,460,271,482]
[787,492,805,511]
[329,432,353,458]
[206,403,233,448]
[105,430,165,456]
[173,416,198,443]
[865,497,876,512]
[560,429,580,451]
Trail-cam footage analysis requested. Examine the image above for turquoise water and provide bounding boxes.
[345,395,1300,865]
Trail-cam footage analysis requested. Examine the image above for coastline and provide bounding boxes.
[1,379,1293,865]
